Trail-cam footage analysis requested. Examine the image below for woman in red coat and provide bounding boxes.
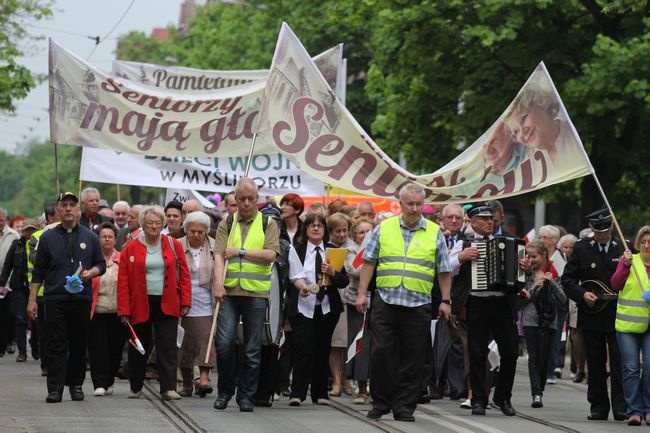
[117,205,191,401]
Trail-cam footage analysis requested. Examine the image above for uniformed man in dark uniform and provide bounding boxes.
[449,202,528,417]
[562,209,626,421]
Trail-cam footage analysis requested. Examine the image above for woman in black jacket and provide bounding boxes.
[0,219,39,362]
[285,213,349,406]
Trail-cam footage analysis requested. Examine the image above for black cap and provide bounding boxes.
[259,203,282,220]
[467,202,493,218]
[57,192,78,204]
[585,209,612,232]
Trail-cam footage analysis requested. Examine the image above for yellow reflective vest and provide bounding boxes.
[376,216,438,294]
[615,254,650,334]
[224,212,272,292]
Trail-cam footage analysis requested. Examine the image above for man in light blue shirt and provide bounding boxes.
[356,183,451,422]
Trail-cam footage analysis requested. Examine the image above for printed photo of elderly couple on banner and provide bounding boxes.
[49,22,592,203]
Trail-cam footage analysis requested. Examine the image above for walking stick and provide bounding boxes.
[204,218,238,364]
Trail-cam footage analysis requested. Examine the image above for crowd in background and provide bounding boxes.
[1,182,648,426]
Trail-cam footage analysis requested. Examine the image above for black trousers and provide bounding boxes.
[583,329,625,416]
[0,293,12,352]
[467,296,518,406]
[523,326,554,397]
[255,344,279,404]
[129,296,178,393]
[88,312,127,389]
[36,297,48,371]
[370,294,431,416]
[289,306,339,402]
[44,300,91,393]
[11,290,28,355]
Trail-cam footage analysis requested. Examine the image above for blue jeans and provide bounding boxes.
[546,310,567,379]
[616,331,650,416]
[215,296,268,405]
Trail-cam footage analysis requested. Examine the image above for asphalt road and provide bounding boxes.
[0,348,636,433]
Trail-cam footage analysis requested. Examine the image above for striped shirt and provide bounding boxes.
[363,216,451,307]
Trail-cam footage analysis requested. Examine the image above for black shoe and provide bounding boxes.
[255,400,272,407]
[46,391,62,403]
[69,386,84,401]
[573,372,585,383]
[471,403,486,415]
[418,395,431,404]
[238,401,254,412]
[367,408,390,420]
[16,353,27,362]
[450,392,466,401]
[614,412,627,421]
[587,412,608,420]
[41,368,48,377]
[393,412,415,422]
[429,392,443,400]
[531,395,543,408]
[213,396,229,410]
[494,400,516,416]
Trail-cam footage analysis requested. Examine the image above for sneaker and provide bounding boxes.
[570,372,576,380]
[104,386,114,396]
[288,398,301,406]
[128,390,142,399]
[273,393,281,401]
[546,377,556,385]
[161,390,182,401]
[94,387,106,396]
[316,398,330,405]
[554,368,562,379]
[16,353,27,362]
[531,395,543,408]
[460,398,472,409]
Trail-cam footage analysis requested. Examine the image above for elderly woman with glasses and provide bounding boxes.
[177,211,215,398]
[117,205,191,401]
[285,213,349,406]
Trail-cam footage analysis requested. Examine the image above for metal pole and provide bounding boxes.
[53,143,61,194]
[590,172,645,288]
[244,133,257,178]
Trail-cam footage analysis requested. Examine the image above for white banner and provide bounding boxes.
[112,45,343,96]
[49,39,343,157]
[79,147,324,196]
[256,23,592,203]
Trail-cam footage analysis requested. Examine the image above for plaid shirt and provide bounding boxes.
[363,216,451,307]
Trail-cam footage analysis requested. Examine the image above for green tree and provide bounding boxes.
[0,0,52,112]
[364,0,650,227]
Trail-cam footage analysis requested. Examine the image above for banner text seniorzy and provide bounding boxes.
[79,78,257,153]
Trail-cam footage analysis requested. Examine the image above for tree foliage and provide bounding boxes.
[0,0,52,112]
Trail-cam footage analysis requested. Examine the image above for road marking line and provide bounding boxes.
[424,404,507,433]
[416,413,476,433]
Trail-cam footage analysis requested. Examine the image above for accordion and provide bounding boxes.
[470,236,526,292]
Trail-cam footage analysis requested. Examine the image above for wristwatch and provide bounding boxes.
[441,299,452,305]
[239,249,245,258]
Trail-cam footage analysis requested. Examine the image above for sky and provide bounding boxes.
[0,0,188,153]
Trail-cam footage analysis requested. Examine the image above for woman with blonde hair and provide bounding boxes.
[117,205,192,401]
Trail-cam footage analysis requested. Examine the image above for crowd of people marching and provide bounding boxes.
[1,181,649,426]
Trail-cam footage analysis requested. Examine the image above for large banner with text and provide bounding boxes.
[49,39,343,158]
[255,24,592,203]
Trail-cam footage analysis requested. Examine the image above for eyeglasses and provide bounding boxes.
[309,224,324,229]
[144,220,163,227]
[444,215,462,220]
